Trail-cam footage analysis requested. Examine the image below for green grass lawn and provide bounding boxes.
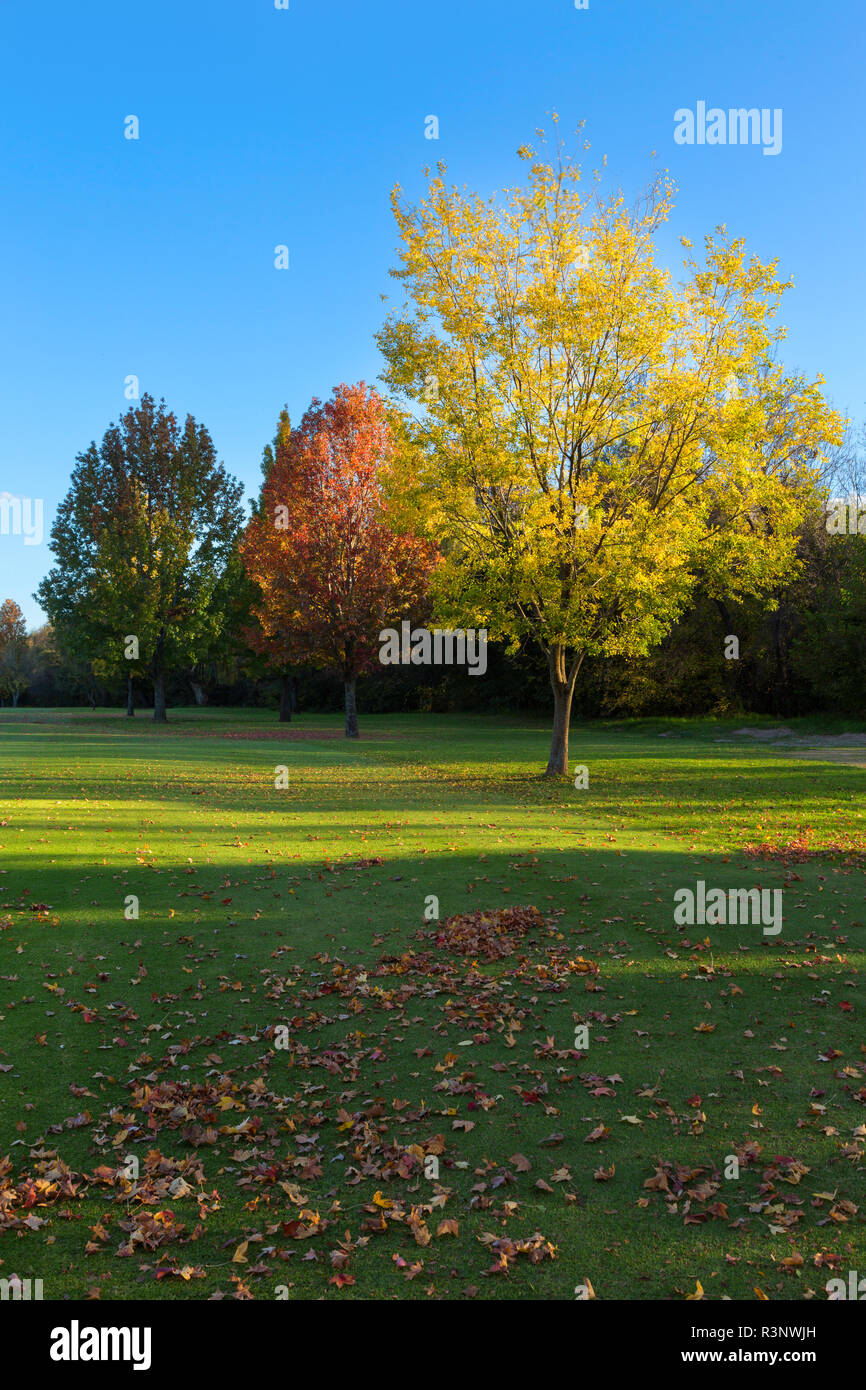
[0,707,863,1301]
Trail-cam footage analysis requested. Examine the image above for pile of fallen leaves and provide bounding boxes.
[430,905,547,961]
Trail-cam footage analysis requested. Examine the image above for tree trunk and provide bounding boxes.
[152,630,168,722]
[12,691,19,708]
[153,672,167,722]
[190,680,208,706]
[126,675,134,717]
[278,674,293,723]
[344,676,359,738]
[544,644,582,776]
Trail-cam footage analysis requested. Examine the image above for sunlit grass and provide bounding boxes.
[0,709,863,1300]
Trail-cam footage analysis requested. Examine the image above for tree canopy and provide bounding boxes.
[36,394,244,720]
[377,129,845,772]
[241,383,438,737]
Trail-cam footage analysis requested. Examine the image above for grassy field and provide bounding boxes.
[0,707,863,1301]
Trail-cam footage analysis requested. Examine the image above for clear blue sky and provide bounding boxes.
[2,0,863,627]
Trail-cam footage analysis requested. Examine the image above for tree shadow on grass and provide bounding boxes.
[0,835,863,1301]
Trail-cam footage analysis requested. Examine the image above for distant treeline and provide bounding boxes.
[12,514,866,718]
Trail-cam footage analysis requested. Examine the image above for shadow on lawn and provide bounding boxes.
[0,841,863,1303]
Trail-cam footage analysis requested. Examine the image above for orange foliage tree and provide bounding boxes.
[241,408,298,722]
[241,383,438,736]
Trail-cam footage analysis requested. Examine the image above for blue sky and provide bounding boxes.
[1,0,863,627]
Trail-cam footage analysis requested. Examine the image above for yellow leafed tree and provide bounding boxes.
[377,123,844,774]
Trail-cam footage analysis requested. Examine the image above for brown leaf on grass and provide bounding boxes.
[781,1253,804,1269]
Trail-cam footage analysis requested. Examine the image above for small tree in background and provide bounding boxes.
[241,383,438,737]
[0,599,28,706]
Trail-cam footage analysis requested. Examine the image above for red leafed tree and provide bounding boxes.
[242,408,298,722]
[241,383,438,736]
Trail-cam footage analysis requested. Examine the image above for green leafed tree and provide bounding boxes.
[36,394,244,720]
[0,599,28,706]
[377,127,845,773]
